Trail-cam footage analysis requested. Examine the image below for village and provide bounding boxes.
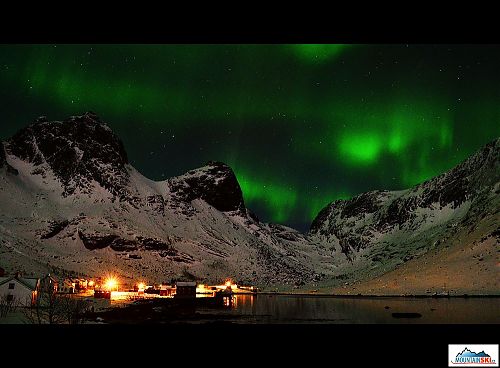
[0,265,258,323]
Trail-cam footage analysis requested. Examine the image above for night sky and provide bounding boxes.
[0,44,499,231]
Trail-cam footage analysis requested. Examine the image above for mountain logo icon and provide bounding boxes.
[449,345,498,367]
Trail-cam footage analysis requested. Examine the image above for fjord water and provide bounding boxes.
[224,295,500,324]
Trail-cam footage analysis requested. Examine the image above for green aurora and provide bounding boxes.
[0,44,498,230]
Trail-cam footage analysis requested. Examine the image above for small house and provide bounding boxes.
[160,284,175,297]
[74,279,88,292]
[174,281,196,299]
[0,275,39,306]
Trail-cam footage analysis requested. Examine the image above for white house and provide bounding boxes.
[0,276,39,306]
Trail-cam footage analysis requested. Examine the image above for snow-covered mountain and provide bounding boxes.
[0,113,335,287]
[309,137,499,294]
[0,113,498,293]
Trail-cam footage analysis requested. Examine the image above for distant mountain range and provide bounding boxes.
[1,113,498,292]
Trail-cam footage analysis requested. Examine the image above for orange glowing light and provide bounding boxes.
[225,280,232,287]
[88,281,94,287]
[137,283,145,290]
[104,277,117,291]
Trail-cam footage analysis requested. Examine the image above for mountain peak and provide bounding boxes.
[205,160,231,168]
[169,160,245,213]
[5,113,129,197]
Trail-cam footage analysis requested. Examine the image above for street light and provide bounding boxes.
[104,277,117,291]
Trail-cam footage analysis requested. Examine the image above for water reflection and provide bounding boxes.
[223,296,235,307]
[226,295,500,324]
[84,291,499,324]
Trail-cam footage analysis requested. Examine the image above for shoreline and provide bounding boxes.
[251,292,500,298]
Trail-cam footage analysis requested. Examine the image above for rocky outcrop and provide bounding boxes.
[78,231,120,250]
[0,141,18,175]
[41,220,70,239]
[77,230,177,252]
[168,161,246,213]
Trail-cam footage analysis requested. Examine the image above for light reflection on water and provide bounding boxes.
[85,291,158,309]
[224,295,500,324]
[83,292,499,324]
